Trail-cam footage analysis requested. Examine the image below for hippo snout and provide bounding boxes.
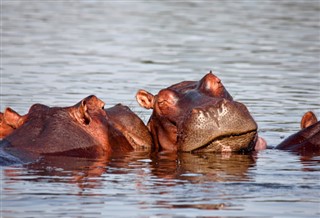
[178,99,258,152]
[136,72,261,153]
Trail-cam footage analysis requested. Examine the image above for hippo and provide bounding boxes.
[136,71,263,153]
[105,103,153,150]
[276,111,320,156]
[0,95,152,165]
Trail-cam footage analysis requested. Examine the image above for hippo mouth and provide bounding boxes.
[177,99,258,153]
[191,130,257,153]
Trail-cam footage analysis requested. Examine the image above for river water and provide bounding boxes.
[1,1,319,217]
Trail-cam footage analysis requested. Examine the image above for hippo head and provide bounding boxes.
[136,72,258,153]
[105,104,153,150]
[3,95,119,155]
[276,111,320,156]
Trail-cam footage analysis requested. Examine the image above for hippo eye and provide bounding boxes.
[158,100,165,105]
[158,90,179,105]
[158,100,167,107]
[158,100,171,111]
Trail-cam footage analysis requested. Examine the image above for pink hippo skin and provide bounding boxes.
[276,111,320,156]
[136,71,265,153]
[0,95,152,165]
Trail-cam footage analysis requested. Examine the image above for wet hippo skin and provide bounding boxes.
[136,72,263,153]
[0,95,152,165]
[106,103,153,150]
[276,111,320,156]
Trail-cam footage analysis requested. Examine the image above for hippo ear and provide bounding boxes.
[77,100,91,125]
[300,111,318,129]
[3,107,22,129]
[136,89,154,109]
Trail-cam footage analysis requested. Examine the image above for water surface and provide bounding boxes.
[1,1,320,217]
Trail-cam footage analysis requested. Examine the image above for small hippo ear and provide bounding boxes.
[3,107,22,129]
[300,111,318,129]
[136,89,154,109]
[77,100,91,125]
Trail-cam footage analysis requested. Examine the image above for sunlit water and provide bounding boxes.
[1,1,319,217]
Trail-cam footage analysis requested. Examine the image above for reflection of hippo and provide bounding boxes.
[3,150,151,190]
[136,72,262,153]
[276,111,320,156]
[3,155,109,190]
[0,95,152,165]
[150,152,256,182]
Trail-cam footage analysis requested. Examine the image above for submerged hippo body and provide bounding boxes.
[0,95,152,165]
[276,111,320,156]
[136,72,259,153]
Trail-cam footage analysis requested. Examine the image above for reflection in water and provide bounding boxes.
[150,152,256,183]
[4,151,256,187]
[298,155,320,172]
[1,0,320,217]
[2,149,320,216]
[4,155,111,191]
[144,152,257,211]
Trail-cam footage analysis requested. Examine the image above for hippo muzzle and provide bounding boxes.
[177,98,258,152]
[136,72,260,152]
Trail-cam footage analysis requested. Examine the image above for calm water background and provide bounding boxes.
[1,0,320,217]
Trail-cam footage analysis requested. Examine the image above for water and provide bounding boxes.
[1,0,320,217]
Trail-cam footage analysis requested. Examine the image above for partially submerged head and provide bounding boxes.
[276,111,320,156]
[106,104,153,150]
[136,72,258,153]
[2,95,123,156]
